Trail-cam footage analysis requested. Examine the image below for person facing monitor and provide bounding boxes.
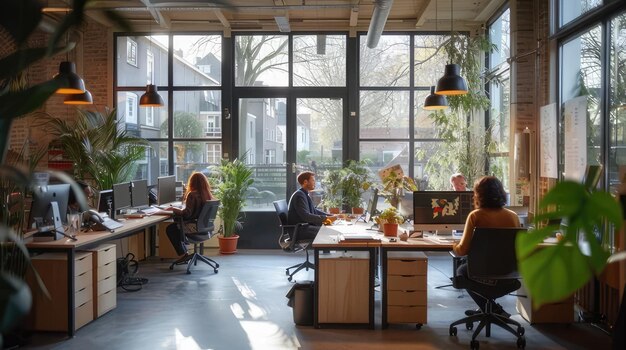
[28,184,71,230]
[453,176,520,317]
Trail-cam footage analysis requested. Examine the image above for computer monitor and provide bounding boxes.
[28,184,71,230]
[157,175,176,205]
[365,188,379,222]
[112,182,131,218]
[97,189,113,216]
[413,191,474,234]
[130,179,149,208]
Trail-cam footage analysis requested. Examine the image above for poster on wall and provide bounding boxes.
[540,103,558,178]
[563,96,588,181]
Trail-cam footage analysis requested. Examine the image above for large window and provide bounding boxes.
[115,34,222,185]
[609,13,626,193]
[235,35,288,87]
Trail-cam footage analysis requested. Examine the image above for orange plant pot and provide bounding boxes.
[382,223,398,237]
[328,207,341,214]
[351,207,364,215]
[218,234,239,254]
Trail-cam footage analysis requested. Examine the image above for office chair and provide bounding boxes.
[169,200,220,274]
[273,200,314,282]
[449,227,526,350]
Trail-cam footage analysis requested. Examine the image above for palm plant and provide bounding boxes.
[39,108,148,191]
[213,158,254,237]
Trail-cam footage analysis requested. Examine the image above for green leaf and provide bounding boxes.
[0,80,61,120]
[538,181,587,216]
[518,243,590,307]
[588,191,623,228]
[515,227,552,259]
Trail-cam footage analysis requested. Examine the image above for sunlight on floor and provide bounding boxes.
[174,328,210,350]
[239,320,300,350]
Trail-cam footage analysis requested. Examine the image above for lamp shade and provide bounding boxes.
[63,90,93,105]
[435,64,468,96]
[53,61,85,94]
[423,86,448,110]
[139,84,164,107]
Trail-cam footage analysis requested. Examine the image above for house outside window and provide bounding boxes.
[125,92,138,124]
[127,37,137,67]
[147,49,154,84]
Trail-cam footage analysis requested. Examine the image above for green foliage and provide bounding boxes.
[516,181,623,307]
[377,206,405,225]
[39,108,148,191]
[162,111,203,162]
[213,158,254,237]
[340,160,372,209]
[320,167,343,209]
[380,170,417,207]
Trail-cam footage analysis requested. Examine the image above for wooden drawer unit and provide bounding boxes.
[86,244,117,317]
[385,251,428,325]
[27,252,94,332]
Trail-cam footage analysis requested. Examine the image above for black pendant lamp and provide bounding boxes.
[54,61,86,94]
[64,89,93,105]
[424,86,448,110]
[435,0,468,96]
[140,84,164,107]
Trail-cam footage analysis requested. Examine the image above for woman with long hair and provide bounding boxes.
[453,176,520,317]
[165,172,214,257]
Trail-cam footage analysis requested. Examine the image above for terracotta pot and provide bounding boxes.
[328,207,341,214]
[351,207,364,215]
[383,223,398,237]
[218,234,239,254]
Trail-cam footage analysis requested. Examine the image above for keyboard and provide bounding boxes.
[102,217,123,230]
[139,207,160,215]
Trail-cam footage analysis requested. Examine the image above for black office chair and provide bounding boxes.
[169,200,220,274]
[449,227,527,350]
[273,200,314,282]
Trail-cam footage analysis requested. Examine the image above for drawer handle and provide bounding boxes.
[399,259,416,262]
[77,287,86,293]
[103,275,112,281]
[103,289,112,296]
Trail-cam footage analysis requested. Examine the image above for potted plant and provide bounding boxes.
[377,206,405,237]
[213,158,253,254]
[380,168,418,208]
[341,160,372,214]
[320,167,343,214]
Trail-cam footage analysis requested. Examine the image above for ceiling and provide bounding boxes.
[45,0,507,34]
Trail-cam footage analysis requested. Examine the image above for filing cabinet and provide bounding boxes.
[27,251,94,331]
[86,243,117,317]
[385,251,428,326]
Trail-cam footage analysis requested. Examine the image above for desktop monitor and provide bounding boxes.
[365,188,379,222]
[131,179,149,208]
[112,182,131,217]
[28,184,71,230]
[413,191,474,234]
[157,175,176,205]
[97,189,113,216]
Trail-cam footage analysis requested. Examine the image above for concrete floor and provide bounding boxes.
[20,250,611,349]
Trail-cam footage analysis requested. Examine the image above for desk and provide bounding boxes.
[26,215,168,336]
[312,223,454,329]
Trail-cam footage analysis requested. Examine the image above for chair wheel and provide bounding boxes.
[285,270,289,276]
[517,327,525,336]
[449,326,457,336]
[470,340,479,350]
[517,336,526,349]
[169,265,174,270]
[288,276,293,282]
[186,270,191,274]
[466,322,473,330]
[214,269,218,273]
[215,263,220,268]
[415,323,422,330]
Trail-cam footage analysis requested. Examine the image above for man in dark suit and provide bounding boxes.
[288,171,332,240]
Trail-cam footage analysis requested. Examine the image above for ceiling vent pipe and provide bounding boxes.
[366,0,394,48]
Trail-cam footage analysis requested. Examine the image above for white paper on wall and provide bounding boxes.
[540,103,558,178]
[563,96,588,181]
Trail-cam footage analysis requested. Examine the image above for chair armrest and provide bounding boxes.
[291,223,310,243]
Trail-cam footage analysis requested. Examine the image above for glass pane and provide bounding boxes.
[360,35,410,87]
[235,35,288,87]
[174,141,222,183]
[489,74,511,155]
[116,91,169,139]
[414,141,446,190]
[414,35,449,86]
[239,98,287,211]
[360,142,410,187]
[609,13,626,194]
[559,0,602,28]
[295,98,344,208]
[172,91,222,139]
[560,25,602,181]
[360,91,410,138]
[116,35,168,87]
[414,90,441,139]
[131,141,169,186]
[173,35,222,86]
[293,35,346,87]
[489,9,510,68]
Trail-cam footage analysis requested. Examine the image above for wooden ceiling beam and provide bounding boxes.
[415,0,433,28]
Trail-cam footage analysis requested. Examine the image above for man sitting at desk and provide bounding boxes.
[288,171,332,240]
[450,173,469,192]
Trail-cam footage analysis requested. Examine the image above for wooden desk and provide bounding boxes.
[312,223,454,329]
[26,215,169,336]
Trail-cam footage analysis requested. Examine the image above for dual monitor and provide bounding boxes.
[97,175,177,219]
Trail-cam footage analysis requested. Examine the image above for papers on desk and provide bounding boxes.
[338,233,380,242]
